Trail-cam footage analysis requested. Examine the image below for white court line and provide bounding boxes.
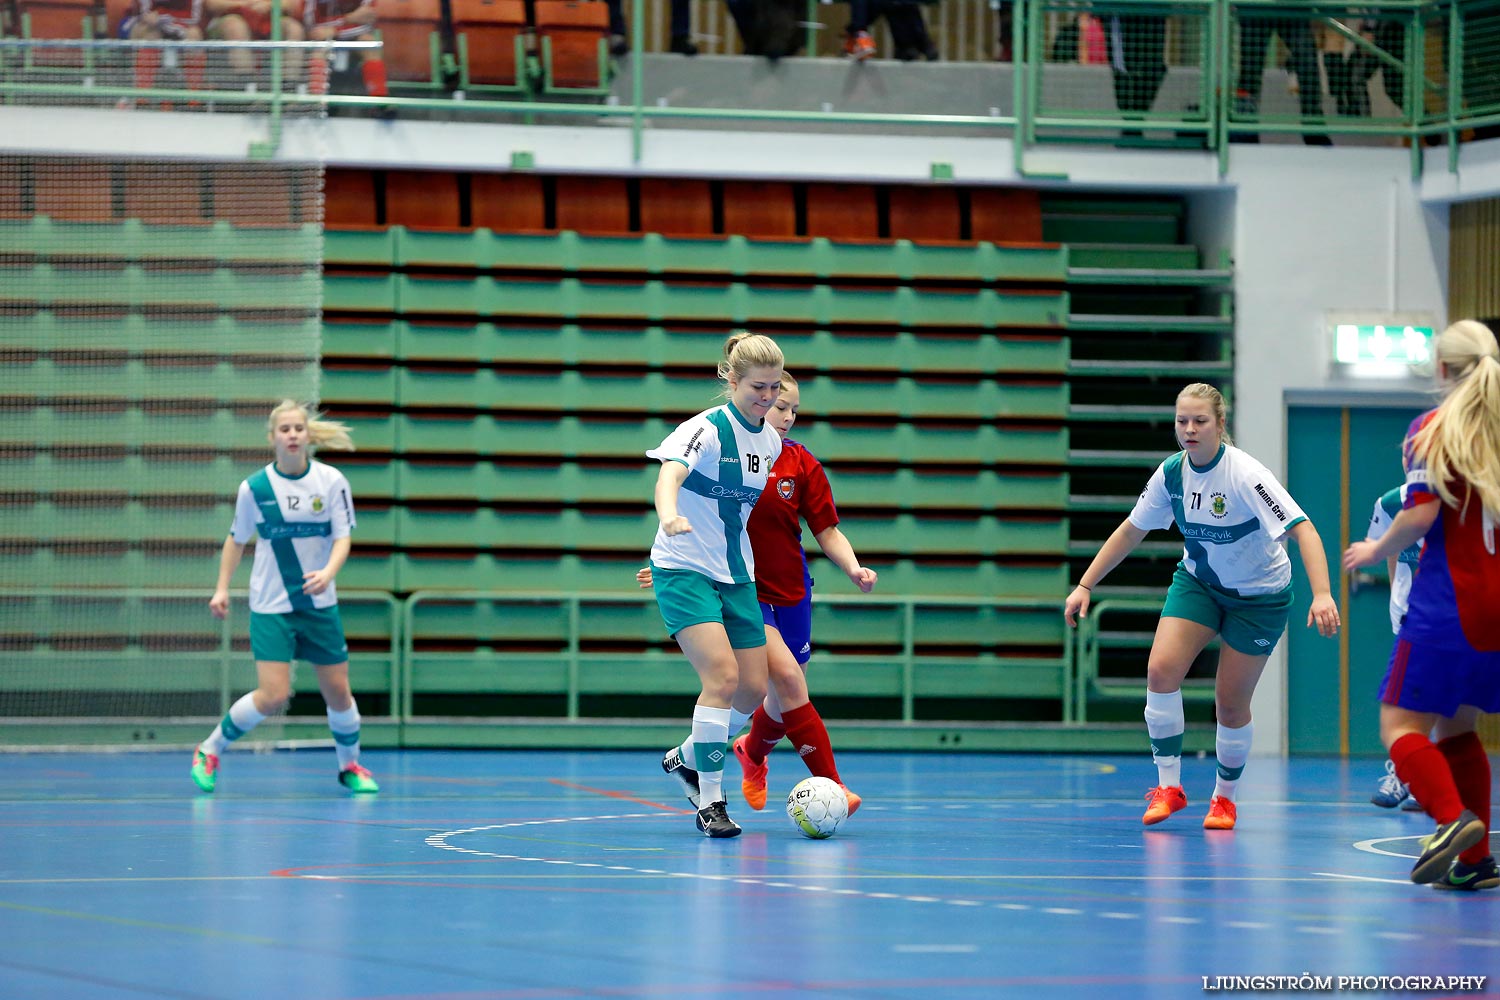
[1314,871,1413,886]
[1353,835,1424,860]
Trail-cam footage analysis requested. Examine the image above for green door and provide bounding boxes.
[1285,395,1427,756]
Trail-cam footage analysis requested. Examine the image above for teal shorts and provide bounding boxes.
[249,606,350,665]
[651,563,766,650]
[1160,565,1293,656]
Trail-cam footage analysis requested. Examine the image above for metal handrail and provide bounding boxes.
[0,586,402,718]
[1,0,1491,173]
[402,589,1075,724]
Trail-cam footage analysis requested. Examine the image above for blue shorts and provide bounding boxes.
[1379,637,1500,716]
[761,583,813,666]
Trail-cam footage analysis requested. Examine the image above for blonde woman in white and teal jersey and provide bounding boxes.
[651,333,785,838]
[193,400,378,795]
[1064,383,1341,830]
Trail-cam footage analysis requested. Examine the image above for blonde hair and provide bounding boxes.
[778,370,799,393]
[1177,382,1233,447]
[267,399,356,452]
[716,333,785,399]
[1408,320,1500,517]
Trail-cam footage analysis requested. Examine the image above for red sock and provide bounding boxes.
[307,55,329,95]
[183,52,207,91]
[745,705,785,764]
[1390,732,1465,824]
[1438,731,1492,863]
[361,57,388,97]
[782,701,841,785]
[134,46,161,90]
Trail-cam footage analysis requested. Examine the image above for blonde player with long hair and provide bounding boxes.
[1344,320,1500,888]
[651,334,785,838]
[1065,383,1340,830]
[192,399,378,795]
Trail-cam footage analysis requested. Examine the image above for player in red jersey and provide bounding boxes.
[205,0,305,82]
[1344,319,1500,889]
[117,0,207,93]
[303,0,385,96]
[734,372,877,814]
[639,372,876,816]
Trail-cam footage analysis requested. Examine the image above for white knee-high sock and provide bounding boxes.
[327,702,362,769]
[1212,721,1253,802]
[687,704,731,805]
[1144,689,1185,788]
[201,693,266,755]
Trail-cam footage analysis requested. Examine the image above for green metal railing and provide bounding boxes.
[401,590,1075,724]
[1,1,1496,173]
[0,586,403,719]
[0,582,1253,742]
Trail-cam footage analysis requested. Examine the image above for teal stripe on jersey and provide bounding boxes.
[1180,519,1261,545]
[258,521,332,541]
[1165,452,1237,595]
[709,409,751,582]
[1381,486,1424,566]
[247,469,314,612]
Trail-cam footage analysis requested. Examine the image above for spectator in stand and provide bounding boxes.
[204,0,305,86]
[605,0,696,56]
[1234,14,1332,145]
[118,0,207,93]
[303,0,386,97]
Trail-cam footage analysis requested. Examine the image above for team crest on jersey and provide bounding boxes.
[1209,492,1228,519]
[778,477,796,500]
[310,495,325,514]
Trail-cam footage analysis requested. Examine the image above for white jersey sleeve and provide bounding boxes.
[230,480,259,544]
[1128,464,1176,533]
[1238,462,1304,542]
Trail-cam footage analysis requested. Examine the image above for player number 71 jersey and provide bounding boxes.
[1129,443,1306,596]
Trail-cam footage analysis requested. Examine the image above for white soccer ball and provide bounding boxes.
[786,776,848,839]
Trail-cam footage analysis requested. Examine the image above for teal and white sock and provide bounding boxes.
[1212,721,1253,802]
[688,704,731,805]
[327,702,362,769]
[1144,689,1185,788]
[202,693,266,756]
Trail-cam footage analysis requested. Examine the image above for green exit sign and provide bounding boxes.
[1333,323,1434,367]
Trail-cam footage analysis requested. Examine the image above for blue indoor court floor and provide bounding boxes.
[0,748,1496,1000]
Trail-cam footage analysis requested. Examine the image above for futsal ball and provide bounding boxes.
[786,776,848,839]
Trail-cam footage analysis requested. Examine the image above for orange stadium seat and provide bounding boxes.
[888,186,960,242]
[451,0,529,88]
[211,166,301,227]
[534,0,608,90]
[123,162,208,225]
[554,175,629,234]
[805,183,878,241]
[374,0,445,83]
[969,187,1044,244]
[0,162,27,219]
[32,159,116,222]
[16,0,97,66]
[386,170,462,229]
[721,181,796,239]
[324,168,379,228]
[639,178,712,237]
[470,173,547,232]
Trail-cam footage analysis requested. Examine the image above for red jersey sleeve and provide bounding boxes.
[796,448,839,538]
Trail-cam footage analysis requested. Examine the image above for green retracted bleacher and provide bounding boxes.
[311,170,1232,741]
